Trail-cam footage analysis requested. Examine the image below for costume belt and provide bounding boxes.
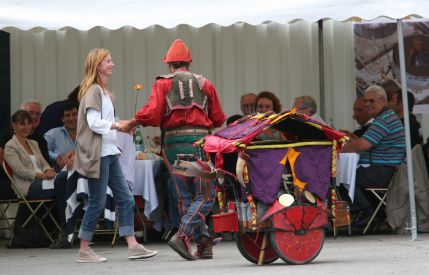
[165,127,209,137]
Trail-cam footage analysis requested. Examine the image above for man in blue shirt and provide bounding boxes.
[342,85,405,228]
[43,100,78,248]
[44,101,78,171]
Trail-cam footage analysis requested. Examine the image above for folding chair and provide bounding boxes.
[363,188,388,234]
[0,171,19,234]
[0,196,18,234]
[2,161,61,243]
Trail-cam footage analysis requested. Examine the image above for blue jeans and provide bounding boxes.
[173,174,216,244]
[78,155,135,241]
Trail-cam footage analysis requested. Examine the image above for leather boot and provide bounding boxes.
[162,226,178,241]
[167,231,196,260]
[194,237,213,259]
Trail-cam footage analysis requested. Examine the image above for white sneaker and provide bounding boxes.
[76,248,107,263]
[128,243,158,260]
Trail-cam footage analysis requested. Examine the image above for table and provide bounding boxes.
[116,132,164,220]
[336,153,359,202]
[133,159,163,219]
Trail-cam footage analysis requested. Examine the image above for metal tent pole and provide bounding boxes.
[318,19,326,121]
[397,19,418,241]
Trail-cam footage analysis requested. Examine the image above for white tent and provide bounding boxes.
[1,0,428,30]
[2,1,428,129]
[1,0,429,239]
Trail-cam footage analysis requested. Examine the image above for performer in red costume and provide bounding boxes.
[120,39,226,260]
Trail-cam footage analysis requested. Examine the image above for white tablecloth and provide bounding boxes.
[336,153,359,202]
[133,159,163,219]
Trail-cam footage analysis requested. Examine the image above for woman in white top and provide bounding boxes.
[74,48,157,263]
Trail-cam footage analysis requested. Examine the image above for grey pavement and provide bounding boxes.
[1,233,429,275]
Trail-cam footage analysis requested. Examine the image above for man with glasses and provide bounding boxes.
[240,93,257,116]
[342,85,405,229]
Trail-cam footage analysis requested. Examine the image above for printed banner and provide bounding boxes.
[354,19,429,114]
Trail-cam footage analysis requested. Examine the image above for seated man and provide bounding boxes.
[352,96,373,138]
[44,101,78,171]
[342,85,406,228]
[340,97,373,141]
[240,93,257,116]
[43,101,79,248]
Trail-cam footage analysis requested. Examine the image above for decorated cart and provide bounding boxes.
[173,110,348,265]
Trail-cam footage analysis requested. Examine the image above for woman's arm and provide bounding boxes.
[4,144,37,180]
[86,108,116,135]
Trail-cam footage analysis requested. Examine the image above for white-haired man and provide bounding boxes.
[342,85,405,228]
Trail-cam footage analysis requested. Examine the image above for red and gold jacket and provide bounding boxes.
[135,68,226,129]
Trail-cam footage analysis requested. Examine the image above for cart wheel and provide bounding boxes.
[235,232,279,264]
[270,229,324,265]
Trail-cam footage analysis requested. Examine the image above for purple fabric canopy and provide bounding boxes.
[245,146,332,204]
[215,117,270,140]
[293,146,332,200]
[247,148,288,204]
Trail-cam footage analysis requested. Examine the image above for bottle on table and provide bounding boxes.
[134,126,145,152]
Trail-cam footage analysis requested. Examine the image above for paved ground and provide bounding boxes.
[1,233,429,275]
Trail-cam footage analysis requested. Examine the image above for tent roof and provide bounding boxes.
[1,0,428,30]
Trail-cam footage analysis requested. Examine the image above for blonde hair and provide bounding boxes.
[78,48,114,102]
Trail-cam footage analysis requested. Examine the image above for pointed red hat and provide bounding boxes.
[163,39,192,63]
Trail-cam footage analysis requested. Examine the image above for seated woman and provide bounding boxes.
[255,91,286,141]
[4,110,67,248]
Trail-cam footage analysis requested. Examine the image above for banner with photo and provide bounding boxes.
[354,19,429,114]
